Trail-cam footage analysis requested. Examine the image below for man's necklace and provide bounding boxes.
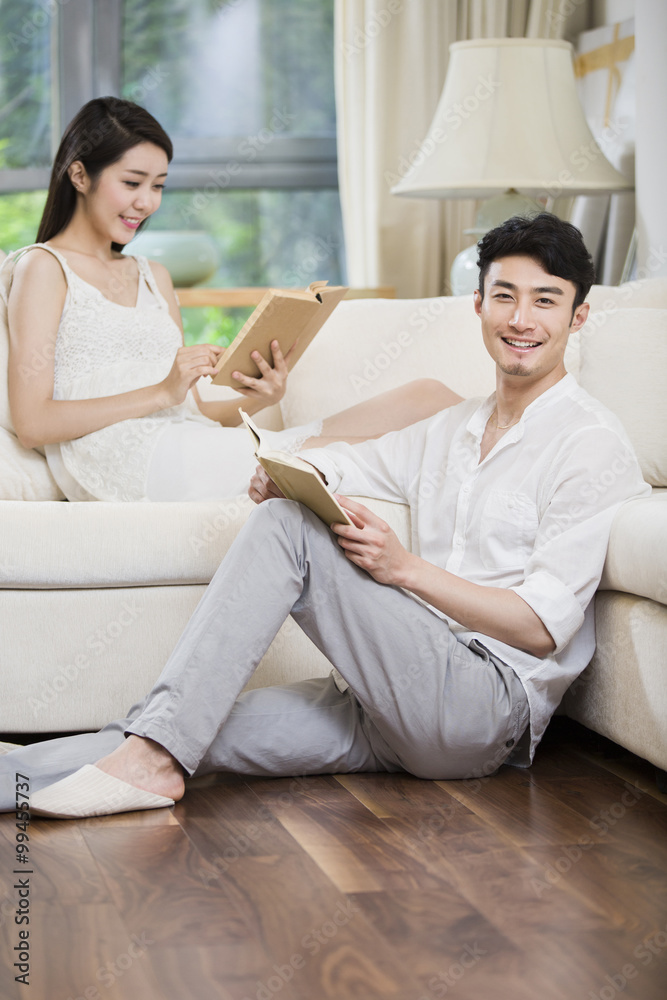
[492,407,520,430]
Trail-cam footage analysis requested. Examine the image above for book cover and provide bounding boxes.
[211,282,348,388]
[240,409,352,527]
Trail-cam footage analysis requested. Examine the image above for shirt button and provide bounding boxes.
[506,738,515,748]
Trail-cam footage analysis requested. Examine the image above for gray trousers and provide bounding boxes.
[0,501,529,808]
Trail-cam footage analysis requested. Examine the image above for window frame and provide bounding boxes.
[0,0,338,194]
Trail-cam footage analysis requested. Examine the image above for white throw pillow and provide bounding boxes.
[565,279,667,382]
[0,252,65,500]
[586,276,667,313]
[578,308,667,487]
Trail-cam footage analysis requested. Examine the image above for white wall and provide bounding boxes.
[592,0,635,24]
[635,0,667,277]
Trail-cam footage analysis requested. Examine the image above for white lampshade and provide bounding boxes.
[392,38,633,199]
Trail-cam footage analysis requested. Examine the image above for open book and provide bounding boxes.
[240,409,352,527]
[211,281,348,388]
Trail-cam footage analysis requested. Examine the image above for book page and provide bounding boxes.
[239,409,352,526]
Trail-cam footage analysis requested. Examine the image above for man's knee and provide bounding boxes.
[256,498,324,537]
[253,497,303,523]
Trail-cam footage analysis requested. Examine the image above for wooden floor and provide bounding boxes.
[1,718,666,1000]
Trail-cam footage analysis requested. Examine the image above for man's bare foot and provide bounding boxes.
[95,735,185,802]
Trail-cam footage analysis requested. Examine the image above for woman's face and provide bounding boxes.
[78,142,169,245]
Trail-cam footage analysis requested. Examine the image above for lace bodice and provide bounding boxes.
[8,243,213,501]
[20,244,182,393]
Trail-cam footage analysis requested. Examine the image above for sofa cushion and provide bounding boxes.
[280,296,496,428]
[585,276,667,313]
[0,426,66,501]
[577,308,667,487]
[564,278,667,381]
[0,252,65,500]
[0,495,410,589]
[600,491,667,603]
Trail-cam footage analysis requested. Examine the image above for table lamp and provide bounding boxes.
[391,38,633,293]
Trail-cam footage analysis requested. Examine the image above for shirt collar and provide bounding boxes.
[466,373,577,444]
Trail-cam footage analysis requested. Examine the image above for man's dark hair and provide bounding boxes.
[476,213,596,312]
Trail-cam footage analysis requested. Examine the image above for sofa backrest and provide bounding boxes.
[281,280,667,489]
[280,294,496,428]
[566,276,667,379]
[1,253,666,499]
[577,307,667,487]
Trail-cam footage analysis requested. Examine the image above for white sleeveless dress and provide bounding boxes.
[7,244,321,502]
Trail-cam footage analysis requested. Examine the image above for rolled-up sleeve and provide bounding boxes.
[512,570,585,653]
[510,428,650,652]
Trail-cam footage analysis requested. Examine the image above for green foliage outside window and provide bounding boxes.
[0,189,45,252]
[0,1,52,169]
[121,0,335,137]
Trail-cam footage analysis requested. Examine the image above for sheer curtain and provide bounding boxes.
[334,0,581,297]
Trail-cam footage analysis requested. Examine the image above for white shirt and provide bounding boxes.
[300,375,650,763]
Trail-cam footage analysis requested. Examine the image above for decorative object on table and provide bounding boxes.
[391,39,633,294]
[124,230,220,287]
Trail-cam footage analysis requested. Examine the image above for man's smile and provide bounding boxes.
[500,336,542,352]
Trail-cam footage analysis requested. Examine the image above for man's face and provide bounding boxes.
[473,255,589,385]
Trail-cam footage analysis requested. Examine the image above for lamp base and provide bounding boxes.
[450,244,481,296]
[450,190,543,295]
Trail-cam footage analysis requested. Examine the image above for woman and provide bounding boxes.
[5,96,459,502]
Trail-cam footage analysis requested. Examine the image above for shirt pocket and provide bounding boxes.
[478,490,540,572]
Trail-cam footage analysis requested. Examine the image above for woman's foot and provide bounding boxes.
[96,735,185,803]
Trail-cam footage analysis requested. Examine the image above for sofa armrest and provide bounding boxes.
[600,491,667,604]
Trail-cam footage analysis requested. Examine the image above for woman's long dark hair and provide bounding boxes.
[37,96,173,252]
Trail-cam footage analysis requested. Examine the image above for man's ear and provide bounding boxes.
[67,160,89,194]
[570,300,590,333]
[473,289,483,317]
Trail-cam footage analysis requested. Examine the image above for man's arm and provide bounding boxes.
[248,416,435,507]
[333,497,555,658]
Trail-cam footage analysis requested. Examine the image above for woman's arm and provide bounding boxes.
[7,251,221,450]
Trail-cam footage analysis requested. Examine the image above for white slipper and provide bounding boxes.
[29,764,175,819]
[0,741,23,755]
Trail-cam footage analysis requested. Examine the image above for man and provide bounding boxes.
[2,214,650,818]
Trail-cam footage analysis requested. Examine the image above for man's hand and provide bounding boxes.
[335,497,555,658]
[331,496,415,586]
[248,465,286,504]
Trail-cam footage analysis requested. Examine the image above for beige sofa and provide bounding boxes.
[1,263,666,776]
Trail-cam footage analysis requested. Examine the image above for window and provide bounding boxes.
[0,0,53,248]
[0,0,344,343]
